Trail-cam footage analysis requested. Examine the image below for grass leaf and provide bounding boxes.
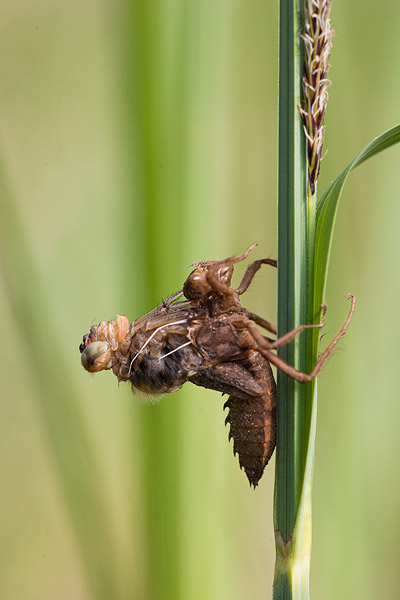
[314,124,400,311]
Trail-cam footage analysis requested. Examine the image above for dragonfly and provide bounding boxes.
[79,243,354,487]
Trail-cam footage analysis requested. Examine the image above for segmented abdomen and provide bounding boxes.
[224,350,276,487]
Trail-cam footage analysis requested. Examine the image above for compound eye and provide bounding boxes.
[183,270,211,299]
[81,341,110,373]
[79,334,89,353]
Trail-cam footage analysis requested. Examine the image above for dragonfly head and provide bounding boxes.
[79,315,130,373]
[80,339,110,373]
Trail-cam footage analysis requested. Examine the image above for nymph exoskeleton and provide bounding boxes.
[79,243,354,487]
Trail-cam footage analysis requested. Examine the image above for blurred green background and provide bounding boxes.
[1,1,399,599]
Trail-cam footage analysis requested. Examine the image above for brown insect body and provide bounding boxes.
[79,244,354,487]
[80,302,201,395]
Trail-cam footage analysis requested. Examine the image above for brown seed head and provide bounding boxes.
[299,0,334,196]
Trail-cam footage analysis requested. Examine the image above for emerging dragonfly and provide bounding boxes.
[79,243,354,487]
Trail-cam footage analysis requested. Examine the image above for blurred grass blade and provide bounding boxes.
[120,4,188,599]
[314,124,400,309]
[0,164,121,600]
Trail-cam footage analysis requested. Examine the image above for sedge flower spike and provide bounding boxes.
[300,0,334,196]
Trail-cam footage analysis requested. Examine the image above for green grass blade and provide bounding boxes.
[275,114,400,597]
[276,0,309,533]
[314,124,400,310]
[274,0,316,597]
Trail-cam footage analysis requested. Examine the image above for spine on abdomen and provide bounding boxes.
[224,351,276,487]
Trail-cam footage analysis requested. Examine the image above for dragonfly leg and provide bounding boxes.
[236,258,277,296]
[250,322,324,350]
[250,294,355,383]
[244,309,277,335]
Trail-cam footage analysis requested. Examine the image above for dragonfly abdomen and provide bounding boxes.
[224,351,276,487]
